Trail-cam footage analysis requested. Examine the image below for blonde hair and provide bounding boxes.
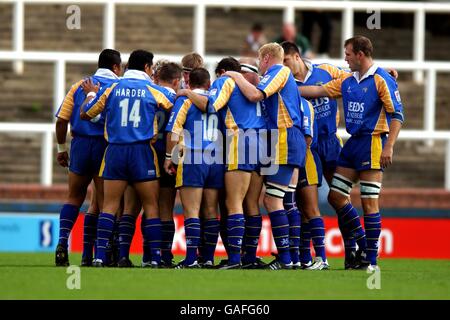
[181,52,204,70]
[258,42,284,62]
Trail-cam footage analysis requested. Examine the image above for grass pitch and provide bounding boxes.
[0,253,449,300]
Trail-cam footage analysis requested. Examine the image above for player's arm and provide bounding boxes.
[55,118,69,168]
[54,80,82,167]
[164,98,189,175]
[224,71,264,102]
[381,119,402,169]
[300,85,329,98]
[177,89,208,112]
[302,74,346,99]
[303,100,314,147]
[80,83,117,120]
[164,132,179,176]
[375,74,405,168]
[147,85,174,111]
[79,77,100,115]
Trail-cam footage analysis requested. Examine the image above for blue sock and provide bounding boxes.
[184,218,201,265]
[337,203,366,251]
[243,215,262,264]
[95,213,115,262]
[338,215,357,260]
[141,217,151,263]
[269,210,291,264]
[309,217,327,260]
[58,204,80,249]
[161,220,175,264]
[284,191,300,264]
[287,209,301,264]
[144,218,162,264]
[82,213,97,260]
[227,214,245,264]
[300,220,313,263]
[202,218,220,263]
[220,216,229,256]
[198,217,205,259]
[364,213,382,265]
[118,214,136,260]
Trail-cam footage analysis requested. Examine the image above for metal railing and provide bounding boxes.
[4,0,450,80]
[1,122,449,189]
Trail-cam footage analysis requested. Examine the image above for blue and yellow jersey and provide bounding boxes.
[323,65,404,136]
[166,91,222,158]
[257,64,307,134]
[208,75,266,133]
[55,69,119,136]
[152,86,177,154]
[301,96,316,146]
[296,62,347,136]
[85,70,173,144]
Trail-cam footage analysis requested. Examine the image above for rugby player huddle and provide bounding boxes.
[55,35,403,271]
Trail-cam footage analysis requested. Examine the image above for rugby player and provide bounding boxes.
[165,68,223,268]
[225,43,311,270]
[179,57,267,269]
[80,49,173,268]
[301,36,404,270]
[54,49,121,266]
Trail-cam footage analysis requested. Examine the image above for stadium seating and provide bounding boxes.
[0,4,449,187]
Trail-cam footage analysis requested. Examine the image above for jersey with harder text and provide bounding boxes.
[86,77,173,143]
[323,66,404,136]
[55,75,117,136]
[208,75,266,133]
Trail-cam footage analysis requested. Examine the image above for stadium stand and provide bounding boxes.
[0,4,449,188]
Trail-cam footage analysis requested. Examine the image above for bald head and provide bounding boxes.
[282,23,296,42]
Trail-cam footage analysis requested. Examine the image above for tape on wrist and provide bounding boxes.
[165,152,172,161]
[87,91,96,99]
[57,143,67,153]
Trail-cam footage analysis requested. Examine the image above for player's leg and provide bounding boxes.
[217,188,229,266]
[55,171,92,266]
[297,185,329,270]
[177,187,203,268]
[359,169,383,269]
[200,188,220,267]
[116,185,141,268]
[328,166,365,269]
[297,148,328,270]
[94,179,128,266]
[283,169,301,268]
[159,187,177,267]
[242,171,264,268]
[221,170,252,268]
[81,181,99,266]
[133,179,161,267]
[263,166,298,269]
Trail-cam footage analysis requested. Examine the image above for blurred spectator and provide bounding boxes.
[301,11,332,58]
[241,23,268,57]
[274,22,312,59]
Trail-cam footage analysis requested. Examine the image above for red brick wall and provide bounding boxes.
[0,184,449,209]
